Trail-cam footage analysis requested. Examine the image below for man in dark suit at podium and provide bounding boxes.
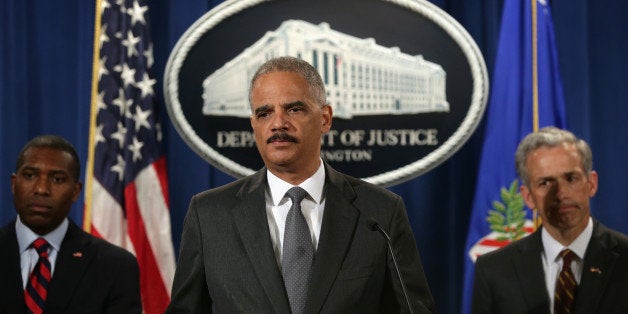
[0,135,141,313]
[472,127,628,314]
[167,56,435,313]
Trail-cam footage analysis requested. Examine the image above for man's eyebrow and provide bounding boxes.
[49,169,70,176]
[284,101,306,108]
[563,170,582,177]
[19,166,39,172]
[19,166,69,176]
[254,101,307,115]
[254,104,272,115]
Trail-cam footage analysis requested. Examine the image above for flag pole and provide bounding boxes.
[531,0,539,133]
[84,0,103,232]
[531,0,541,230]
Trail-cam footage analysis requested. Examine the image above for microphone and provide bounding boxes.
[367,218,415,314]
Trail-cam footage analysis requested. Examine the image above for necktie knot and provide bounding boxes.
[559,249,577,269]
[32,238,50,258]
[285,186,308,205]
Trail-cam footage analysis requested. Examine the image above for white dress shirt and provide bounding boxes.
[265,160,326,267]
[16,217,68,289]
[541,217,593,314]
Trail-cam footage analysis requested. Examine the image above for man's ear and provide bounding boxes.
[520,184,536,210]
[587,170,598,197]
[71,182,83,202]
[321,105,332,132]
[11,173,16,195]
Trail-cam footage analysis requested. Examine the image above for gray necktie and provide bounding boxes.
[282,186,313,314]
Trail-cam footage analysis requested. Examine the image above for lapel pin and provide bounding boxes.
[589,267,602,275]
[73,252,83,258]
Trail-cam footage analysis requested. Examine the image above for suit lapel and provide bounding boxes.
[0,222,26,313]
[306,165,359,313]
[232,169,291,313]
[46,222,95,310]
[575,220,618,314]
[512,230,551,312]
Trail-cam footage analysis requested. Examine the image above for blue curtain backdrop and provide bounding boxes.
[1,1,626,313]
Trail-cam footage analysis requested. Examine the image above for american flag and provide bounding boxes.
[84,0,175,313]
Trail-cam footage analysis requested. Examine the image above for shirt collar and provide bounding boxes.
[542,217,593,263]
[16,216,68,253]
[267,159,326,205]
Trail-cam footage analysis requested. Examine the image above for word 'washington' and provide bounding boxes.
[217,129,439,148]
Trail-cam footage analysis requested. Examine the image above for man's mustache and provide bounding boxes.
[267,132,298,144]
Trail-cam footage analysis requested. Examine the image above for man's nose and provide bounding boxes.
[554,181,567,200]
[34,176,51,195]
[271,111,288,131]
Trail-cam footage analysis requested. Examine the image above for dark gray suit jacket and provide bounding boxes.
[166,164,435,313]
[0,220,141,314]
[472,219,628,314]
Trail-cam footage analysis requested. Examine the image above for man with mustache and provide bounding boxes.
[472,127,628,314]
[167,56,435,313]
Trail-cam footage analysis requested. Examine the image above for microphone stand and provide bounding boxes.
[369,219,415,314]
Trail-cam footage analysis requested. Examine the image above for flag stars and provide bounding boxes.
[134,106,152,132]
[95,0,166,187]
[129,137,144,162]
[100,0,111,14]
[143,43,154,68]
[99,24,110,48]
[95,124,106,144]
[111,121,127,149]
[127,0,148,26]
[136,73,156,98]
[111,154,126,181]
[112,88,126,113]
[122,30,140,58]
[112,88,133,118]
[116,0,127,13]
[119,63,137,88]
[96,91,107,111]
[98,56,109,80]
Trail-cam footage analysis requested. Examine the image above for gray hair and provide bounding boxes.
[248,56,327,108]
[515,126,593,187]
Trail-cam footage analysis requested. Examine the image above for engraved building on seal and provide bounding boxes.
[202,19,449,119]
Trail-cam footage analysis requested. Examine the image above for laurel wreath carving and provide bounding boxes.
[486,179,527,241]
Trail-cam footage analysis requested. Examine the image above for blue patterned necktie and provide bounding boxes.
[282,186,313,314]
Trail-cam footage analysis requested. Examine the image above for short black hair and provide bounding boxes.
[16,135,81,181]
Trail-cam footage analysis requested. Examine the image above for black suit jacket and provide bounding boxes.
[166,164,435,313]
[472,219,628,314]
[0,220,141,314]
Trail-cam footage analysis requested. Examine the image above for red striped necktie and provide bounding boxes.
[554,249,578,314]
[24,238,52,314]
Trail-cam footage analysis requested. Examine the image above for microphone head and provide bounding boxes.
[366,217,379,231]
